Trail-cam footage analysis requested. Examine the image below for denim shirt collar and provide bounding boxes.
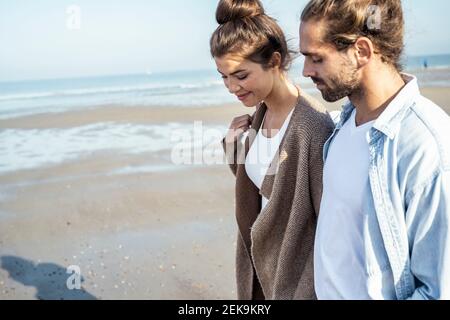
[336,73,420,140]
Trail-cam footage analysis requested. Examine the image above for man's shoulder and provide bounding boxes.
[398,95,450,171]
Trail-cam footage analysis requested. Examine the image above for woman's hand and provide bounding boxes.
[225,114,252,144]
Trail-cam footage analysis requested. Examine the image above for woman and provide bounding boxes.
[210,0,334,299]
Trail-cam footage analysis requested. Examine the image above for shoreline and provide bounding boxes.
[1,87,448,130]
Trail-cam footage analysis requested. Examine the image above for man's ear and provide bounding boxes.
[353,37,374,67]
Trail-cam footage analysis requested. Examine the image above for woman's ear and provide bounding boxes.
[268,52,282,69]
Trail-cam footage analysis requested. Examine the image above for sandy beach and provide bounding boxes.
[0,87,449,300]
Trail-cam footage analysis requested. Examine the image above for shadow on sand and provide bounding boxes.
[1,255,96,300]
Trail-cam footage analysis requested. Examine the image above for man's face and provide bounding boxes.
[299,19,361,102]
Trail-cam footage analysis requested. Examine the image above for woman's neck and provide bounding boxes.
[261,75,299,136]
[264,76,299,117]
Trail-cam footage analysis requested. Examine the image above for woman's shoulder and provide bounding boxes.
[293,92,335,130]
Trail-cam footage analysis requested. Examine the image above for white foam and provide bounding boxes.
[0,122,228,174]
[0,81,225,102]
[108,164,198,175]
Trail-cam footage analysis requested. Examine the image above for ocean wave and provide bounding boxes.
[0,122,228,174]
[0,80,224,102]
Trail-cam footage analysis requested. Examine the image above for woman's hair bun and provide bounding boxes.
[216,0,265,25]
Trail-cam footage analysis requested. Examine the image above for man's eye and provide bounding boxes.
[221,75,227,79]
[312,58,323,64]
[237,75,248,80]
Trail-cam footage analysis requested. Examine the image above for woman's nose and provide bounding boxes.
[228,79,240,94]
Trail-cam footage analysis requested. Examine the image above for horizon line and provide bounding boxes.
[1,52,450,84]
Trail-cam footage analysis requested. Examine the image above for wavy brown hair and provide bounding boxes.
[301,0,404,71]
[210,0,295,71]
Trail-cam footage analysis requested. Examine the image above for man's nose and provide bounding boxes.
[302,60,315,78]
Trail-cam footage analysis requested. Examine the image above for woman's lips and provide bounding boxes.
[237,92,251,101]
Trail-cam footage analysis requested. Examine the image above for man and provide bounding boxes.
[299,0,450,299]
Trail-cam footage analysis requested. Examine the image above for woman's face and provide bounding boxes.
[215,53,275,107]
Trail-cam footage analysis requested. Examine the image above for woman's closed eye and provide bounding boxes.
[236,74,248,80]
[219,73,248,80]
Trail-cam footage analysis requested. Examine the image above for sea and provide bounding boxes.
[2,54,450,120]
[1,54,449,175]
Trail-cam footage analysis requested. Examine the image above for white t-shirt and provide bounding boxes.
[314,109,395,300]
[245,107,294,211]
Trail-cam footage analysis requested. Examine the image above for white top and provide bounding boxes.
[314,109,395,300]
[245,107,295,211]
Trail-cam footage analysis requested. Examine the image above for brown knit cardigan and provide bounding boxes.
[222,92,334,300]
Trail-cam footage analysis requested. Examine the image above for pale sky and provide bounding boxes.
[1,0,449,81]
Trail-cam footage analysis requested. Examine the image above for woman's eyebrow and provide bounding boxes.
[217,69,247,75]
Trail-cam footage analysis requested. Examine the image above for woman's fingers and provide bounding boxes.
[225,114,252,143]
[230,114,252,129]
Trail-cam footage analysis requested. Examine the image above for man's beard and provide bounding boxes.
[315,59,361,102]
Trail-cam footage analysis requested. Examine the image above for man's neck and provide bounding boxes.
[350,67,406,126]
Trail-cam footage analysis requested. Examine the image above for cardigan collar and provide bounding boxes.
[245,94,304,201]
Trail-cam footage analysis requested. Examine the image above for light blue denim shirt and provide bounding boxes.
[323,74,450,300]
